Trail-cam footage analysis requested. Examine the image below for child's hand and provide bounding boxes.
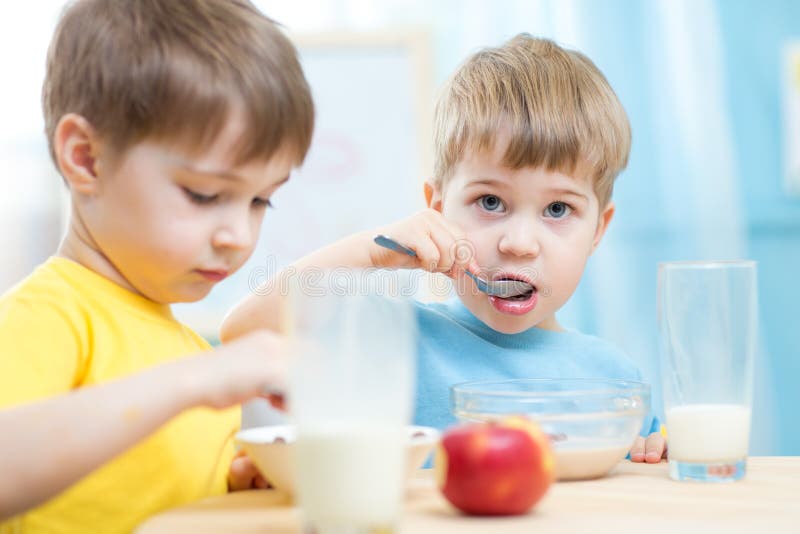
[629,432,668,463]
[228,450,270,491]
[183,330,289,410]
[370,209,478,275]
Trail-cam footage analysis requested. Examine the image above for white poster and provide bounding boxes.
[173,32,433,339]
[783,41,800,195]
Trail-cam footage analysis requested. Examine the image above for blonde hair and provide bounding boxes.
[43,0,314,168]
[433,34,630,206]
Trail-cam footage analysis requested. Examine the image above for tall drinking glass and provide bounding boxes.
[657,261,757,482]
[286,270,416,533]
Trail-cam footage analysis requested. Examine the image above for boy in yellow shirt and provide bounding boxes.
[0,0,313,531]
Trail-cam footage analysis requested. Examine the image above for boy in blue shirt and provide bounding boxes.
[222,34,665,462]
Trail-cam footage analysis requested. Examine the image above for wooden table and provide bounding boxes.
[137,457,800,533]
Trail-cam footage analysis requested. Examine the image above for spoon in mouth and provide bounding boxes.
[373,234,533,298]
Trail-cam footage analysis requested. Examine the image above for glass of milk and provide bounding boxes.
[285,270,416,533]
[657,261,757,482]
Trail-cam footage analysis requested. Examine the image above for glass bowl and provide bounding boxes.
[451,378,650,480]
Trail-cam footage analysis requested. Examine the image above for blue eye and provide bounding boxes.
[479,195,505,212]
[544,201,572,218]
[183,188,218,205]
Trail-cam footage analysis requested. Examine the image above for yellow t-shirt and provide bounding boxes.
[0,257,239,533]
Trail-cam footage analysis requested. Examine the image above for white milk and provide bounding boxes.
[554,443,631,480]
[294,424,406,530]
[666,404,751,462]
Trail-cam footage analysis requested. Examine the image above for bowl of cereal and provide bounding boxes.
[450,378,650,480]
[235,424,439,494]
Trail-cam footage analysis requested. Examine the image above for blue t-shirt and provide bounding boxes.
[413,298,657,434]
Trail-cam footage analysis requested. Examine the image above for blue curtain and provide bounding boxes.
[556,0,799,456]
[253,0,800,453]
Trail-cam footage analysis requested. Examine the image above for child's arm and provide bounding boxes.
[221,209,476,341]
[0,330,285,520]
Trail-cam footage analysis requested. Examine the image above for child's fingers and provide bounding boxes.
[411,237,442,272]
[253,473,270,489]
[629,436,646,462]
[210,330,291,409]
[402,209,459,274]
[405,212,453,273]
[375,210,473,273]
[432,219,476,272]
[645,432,667,463]
[265,392,286,411]
[427,226,467,274]
[254,391,286,411]
[451,237,480,274]
[422,216,477,275]
[228,455,262,491]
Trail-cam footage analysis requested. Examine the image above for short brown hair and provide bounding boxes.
[433,34,630,206]
[43,0,314,168]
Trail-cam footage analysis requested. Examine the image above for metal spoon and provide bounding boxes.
[373,235,533,298]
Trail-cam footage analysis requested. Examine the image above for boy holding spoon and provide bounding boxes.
[222,34,665,462]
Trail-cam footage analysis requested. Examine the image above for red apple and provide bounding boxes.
[434,417,554,515]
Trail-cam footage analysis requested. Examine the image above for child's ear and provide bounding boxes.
[590,201,615,254]
[55,113,102,194]
[424,180,443,212]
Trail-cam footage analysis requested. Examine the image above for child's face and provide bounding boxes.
[430,141,613,334]
[79,115,295,304]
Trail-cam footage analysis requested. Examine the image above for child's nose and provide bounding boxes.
[213,217,254,250]
[497,220,540,258]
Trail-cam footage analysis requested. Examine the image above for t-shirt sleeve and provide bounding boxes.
[647,415,664,436]
[0,296,85,408]
[640,414,664,437]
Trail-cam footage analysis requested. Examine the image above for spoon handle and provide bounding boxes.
[374,234,418,257]
[373,235,491,295]
[373,235,533,299]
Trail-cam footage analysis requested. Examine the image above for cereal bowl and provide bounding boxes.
[235,425,439,494]
[451,378,650,480]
